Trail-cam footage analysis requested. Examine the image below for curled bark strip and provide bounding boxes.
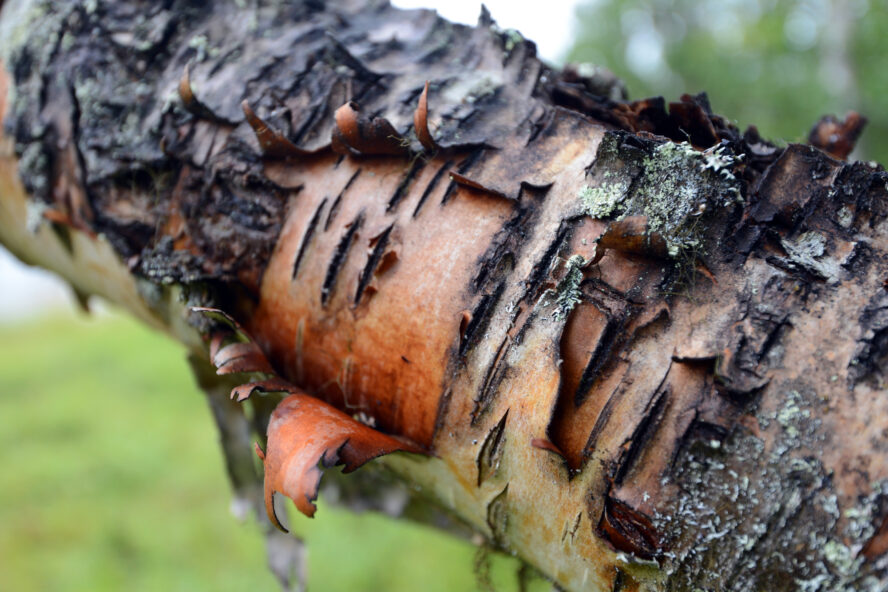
[191,306,252,342]
[262,392,424,528]
[449,171,511,201]
[193,307,275,376]
[808,111,867,161]
[591,216,668,264]
[208,332,226,360]
[241,100,312,158]
[413,81,438,152]
[231,377,296,402]
[177,64,222,121]
[668,96,719,148]
[332,101,409,156]
[177,64,195,107]
[213,341,275,375]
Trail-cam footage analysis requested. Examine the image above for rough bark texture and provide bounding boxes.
[2,2,888,591]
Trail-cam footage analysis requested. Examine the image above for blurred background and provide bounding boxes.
[1,0,885,589]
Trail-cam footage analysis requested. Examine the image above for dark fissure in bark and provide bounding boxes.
[354,223,393,306]
[293,198,327,280]
[573,316,621,406]
[460,283,506,358]
[325,169,361,231]
[321,211,363,306]
[412,159,452,217]
[386,159,423,213]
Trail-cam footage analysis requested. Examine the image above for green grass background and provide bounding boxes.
[0,311,545,591]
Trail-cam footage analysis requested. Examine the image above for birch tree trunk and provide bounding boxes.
[1,1,887,591]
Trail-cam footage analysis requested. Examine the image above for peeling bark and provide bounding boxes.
[1,2,887,591]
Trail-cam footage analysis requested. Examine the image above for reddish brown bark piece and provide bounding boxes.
[597,496,662,561]
[591,216,668,264]
[196,302,428,528]
[195,307,276,376]
[177,64,196,108]
[808,111,867,160]
[668,95,719,148]
[208,333,225,360]
[413,81,438,152]
[332,101,409,156]
[241,101,313,159]
[177,64,222,122]
[863,514,888,560]
[192,306,250,340]
[449,171,511,200]
[611,97,670,135]
[231,378,294,402]
[213,341,275,375]
[262,392,423,528]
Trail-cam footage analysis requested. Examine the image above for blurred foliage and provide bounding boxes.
[0,312,545,592]
[566,0,888,164]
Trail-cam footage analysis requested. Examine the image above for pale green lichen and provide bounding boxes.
[796,535,867,591]
[580,136,742,263]
[578,179,630,219]
[775,389,810,439]
[551,255,587,321]
[60,30,76,52]
[188,34,210,62]
[187,34,221,62]
[822,539,861,577]
[635,141,741,258]
[0,0,50,60]
[442,72,501,106]
[503,28,523,53]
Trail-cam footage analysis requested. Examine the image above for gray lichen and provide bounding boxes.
[502,28,524,53]
[578,178,630,219]
[635,141,741,258]
[551,254,587,321]
[580,134,743,260]
[775,389,811,440]
[778,231,848,283]
[656,380,886,591]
